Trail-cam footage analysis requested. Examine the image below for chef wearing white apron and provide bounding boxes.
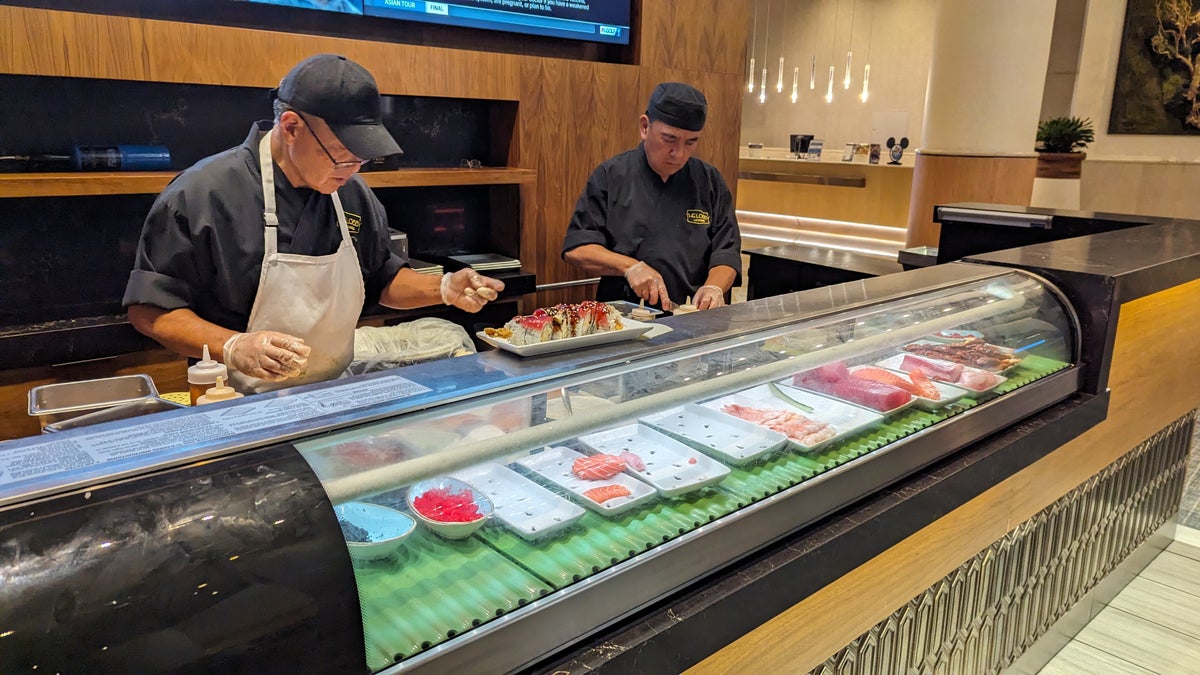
[227,133,366,394]
[124,54,505,394]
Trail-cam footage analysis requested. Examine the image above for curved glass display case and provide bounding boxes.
[290,269,1079,673]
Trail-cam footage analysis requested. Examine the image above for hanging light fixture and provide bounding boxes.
[810,54,817,90]
[844,0,856,89]
[826,65,835,103]
[747,2,757,93]
[826,0,839,103]
[792,66,800,103]
[776,0,786,93]
[860,8,873,102]
[760,0,769,104]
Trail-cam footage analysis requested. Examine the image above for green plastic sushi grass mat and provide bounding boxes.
[354,355,1069,669]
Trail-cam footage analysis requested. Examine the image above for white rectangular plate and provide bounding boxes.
[701,383,883,452]
[876,353,1008,393]
[577,423,731,497]
[516,446,657,516]
[449,462,585,541]
[640,403,790,465]
[477,318,656,357]
[849,365,969,411]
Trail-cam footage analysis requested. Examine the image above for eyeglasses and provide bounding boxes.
[459,159,482,169]
[296,112,370,169]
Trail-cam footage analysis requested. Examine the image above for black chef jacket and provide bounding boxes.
[123,122,406,332]
[561,145,742,309]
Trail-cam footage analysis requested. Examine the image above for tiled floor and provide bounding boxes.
[1037,528,1200,674]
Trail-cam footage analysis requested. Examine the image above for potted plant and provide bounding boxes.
[1035,116,1095,179]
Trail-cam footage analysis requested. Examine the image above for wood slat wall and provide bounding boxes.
[0,3,749,440]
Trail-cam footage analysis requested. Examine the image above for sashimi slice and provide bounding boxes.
[899,354,964,383]
[619,450,646,472]
[957,369,1000,390]
[907,369,942,399]
[721,403,837,446]
[795,363,913,412]
[583,484,632,504]
[572,454,627,480]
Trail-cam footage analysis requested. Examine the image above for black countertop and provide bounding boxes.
[966,219,1200,304]
[747,243,904,275]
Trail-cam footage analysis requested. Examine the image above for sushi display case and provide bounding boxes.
[0,265,1083,674]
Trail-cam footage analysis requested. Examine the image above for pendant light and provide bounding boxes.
[776,0,785,93]
[844,0,856,90]
[747,2,757,93]
[826,0,839,103]
[810,54,817,90]
[760,0,769,104]
[860,8,873,102]
[826,65,835,103]
[791,66,800,103]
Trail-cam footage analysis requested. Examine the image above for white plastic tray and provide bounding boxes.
[640,403,790,465]
[848,365,969,411]
[477,318,656,357]
[449,462,586,540]
[702,383,883,452]
[577,424,731,497]
[516,446,657,516]
[876,354,1008,393]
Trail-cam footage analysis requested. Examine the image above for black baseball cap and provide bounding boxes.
[646,82,708,132]
[274,54,403,160]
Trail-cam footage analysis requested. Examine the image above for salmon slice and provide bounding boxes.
[854,366,940,399]
[583,484,632,504]
[907,369,941,399]
[572,454,627,481]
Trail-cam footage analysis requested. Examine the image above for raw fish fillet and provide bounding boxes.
[619,450,646,472]
[854,366,940,399]
[721,404,837,446]
[795,362,913,412]
[583,484,632,504]
[572,454,627,480]
[957,369,999,390]
[899,355,964,383]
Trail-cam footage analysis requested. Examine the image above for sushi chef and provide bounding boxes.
[561,82,742,312]
[123,54,503,393]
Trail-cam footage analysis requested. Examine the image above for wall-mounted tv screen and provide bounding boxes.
[245,1,632,45]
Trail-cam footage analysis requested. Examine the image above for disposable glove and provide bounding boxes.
[441,269,505,312]
[624,261,673,310]
[693,284,726,310]
[222,331,311,382]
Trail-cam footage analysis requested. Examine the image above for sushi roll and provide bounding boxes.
[506,310,554,345]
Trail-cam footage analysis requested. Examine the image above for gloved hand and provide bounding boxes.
[624,261,674,310]
[694,284,726,310]
[222,331,311,382]
[441,269,505,313]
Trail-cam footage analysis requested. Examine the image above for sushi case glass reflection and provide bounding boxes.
[293,270,1077,672]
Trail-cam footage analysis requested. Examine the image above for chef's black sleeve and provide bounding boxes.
[361,191,406,305]
[561,165,612,256]
[707,171,743,285]
[122,193,201,311]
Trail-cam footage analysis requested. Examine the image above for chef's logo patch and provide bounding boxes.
[686,209,710,225]
[344,211,362,236]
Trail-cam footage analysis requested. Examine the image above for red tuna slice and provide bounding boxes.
[516,313,552,331]
[792,361,852,386]
[583,484,632,504]
[795,364,912,412]
[900,354,963,383]
[572,454,627,480]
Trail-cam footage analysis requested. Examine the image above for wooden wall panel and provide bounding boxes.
[906,153,1036,247]
[0,6,149,80]
[690,277,1200,673]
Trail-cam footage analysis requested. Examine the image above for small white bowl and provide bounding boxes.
[333,501,416,562]
[406,477,493,539]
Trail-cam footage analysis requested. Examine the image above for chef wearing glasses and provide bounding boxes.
[123,54,503,393]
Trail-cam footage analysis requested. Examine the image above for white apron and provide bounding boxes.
[228,132,366,394]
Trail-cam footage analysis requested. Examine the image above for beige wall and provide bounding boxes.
[1074,0,1200,219]
[739,0,935,153]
